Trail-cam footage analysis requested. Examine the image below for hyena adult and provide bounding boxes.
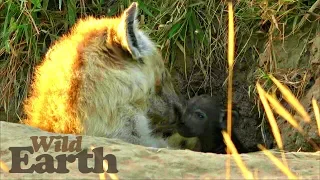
[23,2,180,148]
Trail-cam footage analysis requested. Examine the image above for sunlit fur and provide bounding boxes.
[23,3,175,148]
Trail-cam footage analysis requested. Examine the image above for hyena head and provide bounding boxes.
[23,2,182,136]
[115,2,183,137]
[112,4,183,127]
[115,2,182,123]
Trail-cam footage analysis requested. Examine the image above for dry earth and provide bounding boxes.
[0,121,319,179]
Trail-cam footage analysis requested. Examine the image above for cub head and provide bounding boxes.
[175,94,239,138]
[175,95,221,137]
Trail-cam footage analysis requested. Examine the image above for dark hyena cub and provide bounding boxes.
[175,94,249,154]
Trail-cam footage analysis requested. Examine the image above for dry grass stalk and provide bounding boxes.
[256,82,283,150]
[269,75,311,123]
[90,146,119,180]
[226,1,235,179]
[267,92,320,149]
[256,82,289,167]
[312,98,320,136]
[258,144,298,179]
[264,93,304,133]
[222,131,254,179]
[271,69,310,101]
[264,77,320,151]
[0,160,9,173]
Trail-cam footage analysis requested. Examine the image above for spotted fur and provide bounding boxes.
[23,2,177,148]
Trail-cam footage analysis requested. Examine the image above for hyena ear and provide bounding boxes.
[119,2,155,63]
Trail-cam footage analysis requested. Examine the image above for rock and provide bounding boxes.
[0,121,319,179]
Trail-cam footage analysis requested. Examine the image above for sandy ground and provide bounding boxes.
[0,121,319,179]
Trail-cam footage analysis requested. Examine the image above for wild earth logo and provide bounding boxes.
[8,136,119,174]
